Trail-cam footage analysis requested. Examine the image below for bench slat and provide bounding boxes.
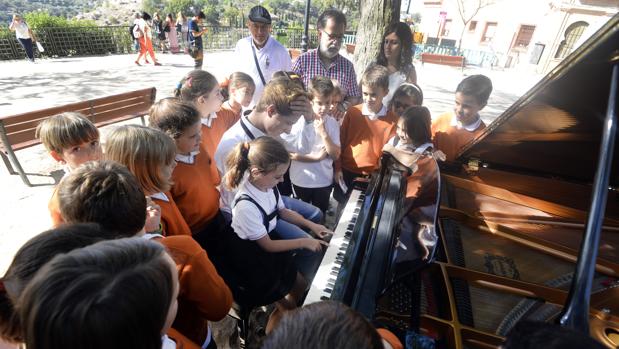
[0,101,93,125]
[90,104,148,125]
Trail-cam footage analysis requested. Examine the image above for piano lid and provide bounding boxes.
[458,14,619,188]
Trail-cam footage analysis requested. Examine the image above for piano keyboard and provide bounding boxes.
[304,188,364,304]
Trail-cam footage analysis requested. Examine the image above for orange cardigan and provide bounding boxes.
[338,105,398,175]
[431,112,486,162]
[153,191,193,237]
[159,235,233,345]
[170,145,221,232]
[202,104,241,161]
[167,328,201,349]
[48,186,63,227]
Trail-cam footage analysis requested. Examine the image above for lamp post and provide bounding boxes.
[301,0,311,52]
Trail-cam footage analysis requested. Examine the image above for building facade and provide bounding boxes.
[413,0,618,73]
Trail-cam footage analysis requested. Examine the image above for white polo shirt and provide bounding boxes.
[13,21,31,39]
[233,36,292,106]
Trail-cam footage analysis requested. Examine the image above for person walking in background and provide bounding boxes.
[134,12,160,66]
[166,13,179,53]
[153,12,167,52]
[176,12,188,53]
[9,14,37,62]
[188,11,207,69]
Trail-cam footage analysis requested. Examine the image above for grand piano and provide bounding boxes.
[304,13,619,348]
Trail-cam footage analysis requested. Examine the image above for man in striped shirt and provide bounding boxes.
[292,9,362,120]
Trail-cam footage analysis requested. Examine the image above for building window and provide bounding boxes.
[555,21,589,59]
[469,21,477,32]
[481,22,497,43]
[513,25,536,49]
[441,19,452,37]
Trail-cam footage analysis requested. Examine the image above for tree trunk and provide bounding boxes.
[352,0,401,82]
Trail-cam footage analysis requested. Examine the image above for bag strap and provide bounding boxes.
[251,43,267,86]
[239,118,256,140]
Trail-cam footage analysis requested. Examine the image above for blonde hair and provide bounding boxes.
[360,64,389,90]
[148,98,201,139]
[104,125,176,194]
[255,76,310,115]
[36,112,99,153]
[225,136,289,189]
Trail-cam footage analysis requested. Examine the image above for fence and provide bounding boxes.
[0,25,321,60]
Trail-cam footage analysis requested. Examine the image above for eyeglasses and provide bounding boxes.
[321,30,344,41]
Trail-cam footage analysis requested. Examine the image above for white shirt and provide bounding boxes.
[449,112,483,132]
[361,104,389,121]
[233,36,292,106]
[13,21,30,39]
[215,116,315,214]
[231,180,285,240]
[137,18,151,39]
[215,117,266,214]
[384,71,407,107]
[289,115,340,188]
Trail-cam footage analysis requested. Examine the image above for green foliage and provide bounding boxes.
[0,0,104,24]
[24,11,96,28]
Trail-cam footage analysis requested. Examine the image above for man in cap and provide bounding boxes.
[233,5,292,106]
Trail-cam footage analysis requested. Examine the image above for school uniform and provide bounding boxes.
[289,114,340,213]
[201,106,241,179]
[431,111,486,162]
[150,191,192,237]
[225,180,297,308]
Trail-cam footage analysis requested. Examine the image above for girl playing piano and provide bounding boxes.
[224,136,330,332]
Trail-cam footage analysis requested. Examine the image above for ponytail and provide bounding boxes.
[0,278,19,342]
[225,141,251,189]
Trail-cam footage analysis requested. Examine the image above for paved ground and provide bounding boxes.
[0,50,544,275]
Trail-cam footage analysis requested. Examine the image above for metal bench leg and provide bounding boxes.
[0,150,16,175]
[0,132,32,187]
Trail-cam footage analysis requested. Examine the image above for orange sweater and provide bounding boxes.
[49,186,63,227]
[159,235,233,345]
[339,105,398,174]
[170,145,221,232]
[202,104,241,160]
[152,192,192,237]
[431,112,486,162]
[168,328,200,349]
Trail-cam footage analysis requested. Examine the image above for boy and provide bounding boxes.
[289,76,341,214]
[336,64,398,197]
[57,160,233,348]
[35,112,102,226]
[431,74,492,162]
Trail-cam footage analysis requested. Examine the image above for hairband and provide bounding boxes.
[400,82,422,94]
[175,82,182,89]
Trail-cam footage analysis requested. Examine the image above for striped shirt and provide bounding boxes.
[292,49,361,98]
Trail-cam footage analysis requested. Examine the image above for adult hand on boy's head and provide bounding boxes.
[290,95,314,122]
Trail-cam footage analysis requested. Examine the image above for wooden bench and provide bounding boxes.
[421,53,465,70]
[0,87,157,186]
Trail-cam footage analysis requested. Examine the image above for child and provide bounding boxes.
[329,80,345,124]
[18,238,186,349]
[35,112,102,226]
[336,64,398,197]
[57,160,233,347]
[383,106,443,260]
[225,136,330,332]
[148,98,225,252]
[175,70,227,166]
[431,74,492,161]
[261,301,403,349]
[105,125,191,237]
[220,71,256,118]
[289,76,341,214]
[389,83,424,117]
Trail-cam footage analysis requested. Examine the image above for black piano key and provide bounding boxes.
[320,296,330,301]
[330,271,338,276]
[324,288,333,294]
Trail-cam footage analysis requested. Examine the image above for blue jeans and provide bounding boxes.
[274,196,324,283]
